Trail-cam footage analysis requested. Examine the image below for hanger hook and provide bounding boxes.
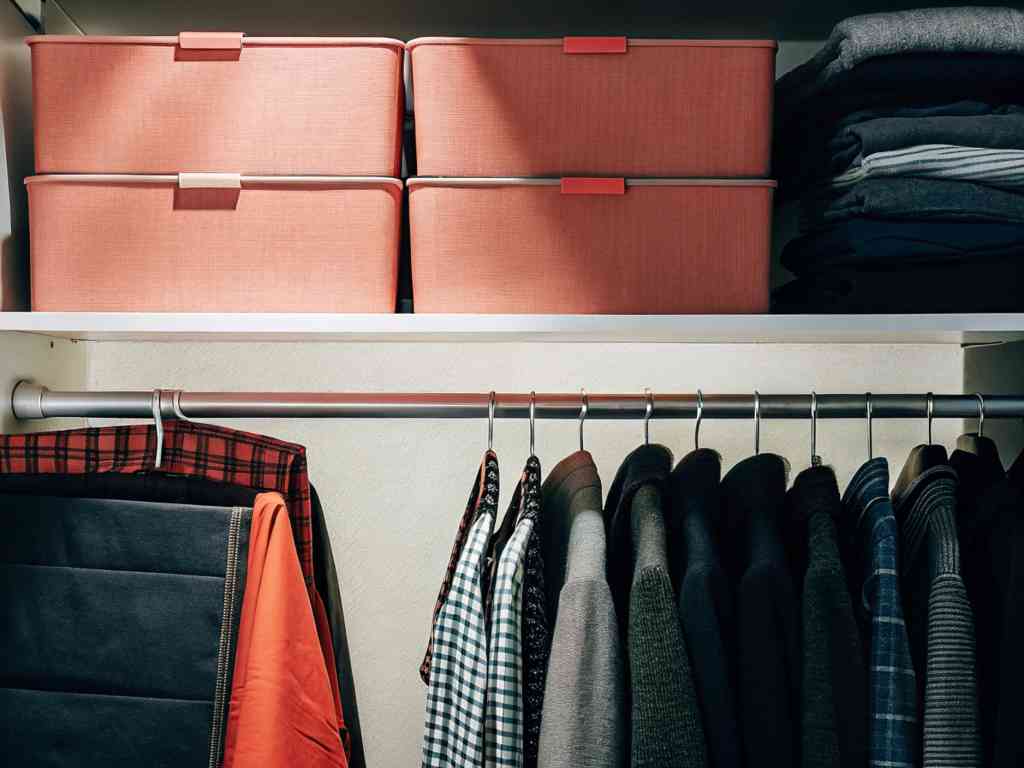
[487,391,496,452]
[694,390,704,451]
[643,389,654,445]
[753,390,761,455]
[866,392,873,460]
[810,391,821,466]
[529,391,536,456]
[926,392,934,444]
[171,390,193,422]
[975,392,985,438]
[151,389,164,470]
[578,389,588,452]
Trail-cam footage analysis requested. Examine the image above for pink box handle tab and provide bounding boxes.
[178,32,243,50]
[562,36,628,54]
[560,177,626,195]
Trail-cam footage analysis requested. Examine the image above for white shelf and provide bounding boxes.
[1,312,1023,344]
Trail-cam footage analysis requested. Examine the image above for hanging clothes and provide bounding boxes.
[485,456,542,768]
[422,453,499,768]
[893,447,981,768]
[0,469,361,766]
[785,465,868,768]
[720,454,799,768]
[421,451,498,683]
[842,457,920,768]
[667,448,741,768]
[0,423,355,760]
[223,493,348,768]
[537,450,626,768]
[950,438,1024,768]
[605,444,707,768]
[0,493,250,768]
[521,469,552,768]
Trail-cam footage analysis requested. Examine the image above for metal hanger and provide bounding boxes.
[810,390,822,467]
[171,389,193,422]
[151,389,164,469]
[529,391,536,456]
[487,391,496,452]
[753,390,761,455]
[694,389,704,450]
[579,389,588,452]
[866,392,873,460]
[643,389,654,445]
[975,392,985,438]
[927,391,935,445]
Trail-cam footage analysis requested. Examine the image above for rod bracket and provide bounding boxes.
[12,380,47,420]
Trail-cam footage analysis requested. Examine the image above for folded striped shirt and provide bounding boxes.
[832,144,1024,190]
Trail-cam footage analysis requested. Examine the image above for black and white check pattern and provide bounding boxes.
[422,508,496,767]
[485,515,533,768]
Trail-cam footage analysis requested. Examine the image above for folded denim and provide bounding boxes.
[830,145,1024,190]
[772,256,1024,313]
[781,217,1024,274]
[777,8,1024,112]
[803,177,1024,228]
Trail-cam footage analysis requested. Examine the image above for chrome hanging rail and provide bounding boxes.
[11,381,1024,421]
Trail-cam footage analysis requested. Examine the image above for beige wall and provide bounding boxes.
[85,340,964,766]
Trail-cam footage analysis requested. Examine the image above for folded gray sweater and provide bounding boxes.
[805,177,1024,227]
[778,7,1024,109]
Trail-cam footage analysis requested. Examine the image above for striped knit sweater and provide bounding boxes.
[893,458,981,768]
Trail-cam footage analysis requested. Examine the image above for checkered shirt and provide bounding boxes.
[422,452,499,684]
[485,458,541,768]
[422,504,497,767]
[845,457,920,768]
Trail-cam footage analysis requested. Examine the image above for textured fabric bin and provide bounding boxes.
[28,174,401,312]
[409,177,775,314]
[409,37,776,177]
[29,34,404,175]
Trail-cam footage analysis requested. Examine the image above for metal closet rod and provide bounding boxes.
[11,381,1024,421]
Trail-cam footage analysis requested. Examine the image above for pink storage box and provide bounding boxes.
[409,37,776,177]
[29,34,405,175]
[28,174,401,312]
[409,177,776,314]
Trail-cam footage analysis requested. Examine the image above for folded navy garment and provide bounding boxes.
[772,256,1024,314]
[782,218,1024,275]
[803,177,1024,228]
[827,106,1024,176]
[0,495,251,768]
[775,55,1024,197]
[777,7,1024,113]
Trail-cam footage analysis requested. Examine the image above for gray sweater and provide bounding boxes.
[538,451,626,768]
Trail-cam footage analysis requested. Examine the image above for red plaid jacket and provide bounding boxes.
[0,421,314,589]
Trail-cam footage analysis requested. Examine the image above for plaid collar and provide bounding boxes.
[0,422,314,588]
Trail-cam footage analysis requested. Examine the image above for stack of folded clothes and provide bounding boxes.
[773,6,1024,313]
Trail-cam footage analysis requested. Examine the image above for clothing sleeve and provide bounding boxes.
[222,493,348,768]
[538,579,626,768]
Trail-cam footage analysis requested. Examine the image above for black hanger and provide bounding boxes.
[893,393,949,500]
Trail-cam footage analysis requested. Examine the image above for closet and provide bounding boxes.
[0,1,1023,767]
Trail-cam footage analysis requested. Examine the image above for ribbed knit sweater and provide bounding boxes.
[786,465,867,768]
[605,445,707,768]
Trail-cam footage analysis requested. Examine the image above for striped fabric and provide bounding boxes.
[831,144,1024,190]
[485,457,542,768]
[422,456,499,768]
[895,465,981,768]
[845,458,920,768]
